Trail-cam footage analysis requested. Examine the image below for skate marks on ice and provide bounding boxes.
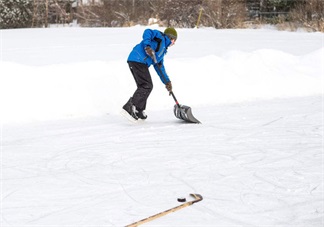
[1,96,323,226]
[194,97,323,226]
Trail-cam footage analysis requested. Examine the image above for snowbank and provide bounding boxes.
[1,27,323,123]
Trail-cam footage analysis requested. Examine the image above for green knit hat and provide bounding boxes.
[164,27,177,40]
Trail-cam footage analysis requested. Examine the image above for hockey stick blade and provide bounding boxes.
[190,193,203,203]
[125,193,203,227]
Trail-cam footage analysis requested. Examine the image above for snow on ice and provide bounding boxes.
[0,26,323,226]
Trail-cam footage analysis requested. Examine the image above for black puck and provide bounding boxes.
[177,197,186,202]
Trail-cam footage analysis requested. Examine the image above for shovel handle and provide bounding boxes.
[170,91,181,108]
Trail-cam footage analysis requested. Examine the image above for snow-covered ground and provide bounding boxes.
[1,26,323,226]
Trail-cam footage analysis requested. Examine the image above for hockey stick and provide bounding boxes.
[125,194,203,227]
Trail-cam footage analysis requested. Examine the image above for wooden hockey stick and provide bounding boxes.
[125,194,203,227]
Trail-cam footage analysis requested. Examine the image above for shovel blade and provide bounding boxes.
[174,104,201,124]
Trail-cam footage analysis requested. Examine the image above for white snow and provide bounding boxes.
[1,27,323,226]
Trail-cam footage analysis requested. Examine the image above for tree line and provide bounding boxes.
[0,0,323,31]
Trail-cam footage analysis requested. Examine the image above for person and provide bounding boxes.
[122,27,177,121]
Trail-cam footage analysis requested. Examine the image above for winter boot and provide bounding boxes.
[123,97,138,120]
[137,110,147,120]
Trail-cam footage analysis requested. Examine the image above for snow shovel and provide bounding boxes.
[170,91,201,124]
[153,54,200,124]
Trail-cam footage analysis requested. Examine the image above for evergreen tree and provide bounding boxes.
[0,0,33,29]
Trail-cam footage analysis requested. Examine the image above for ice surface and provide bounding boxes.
[1,27,323,226]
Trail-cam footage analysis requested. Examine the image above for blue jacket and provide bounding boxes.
[127,29,172,84]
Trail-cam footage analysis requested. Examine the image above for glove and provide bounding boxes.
[165,82,172,95]
[145,46,155,59]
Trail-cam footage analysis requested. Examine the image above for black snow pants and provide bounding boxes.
[128,61,153,111]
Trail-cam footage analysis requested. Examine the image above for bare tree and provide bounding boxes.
[199,0,246,28]
[27,0,324,31]
[289,0,324,31]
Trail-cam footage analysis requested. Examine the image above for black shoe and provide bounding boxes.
[123,98,138,120]
[137,110,147,120]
